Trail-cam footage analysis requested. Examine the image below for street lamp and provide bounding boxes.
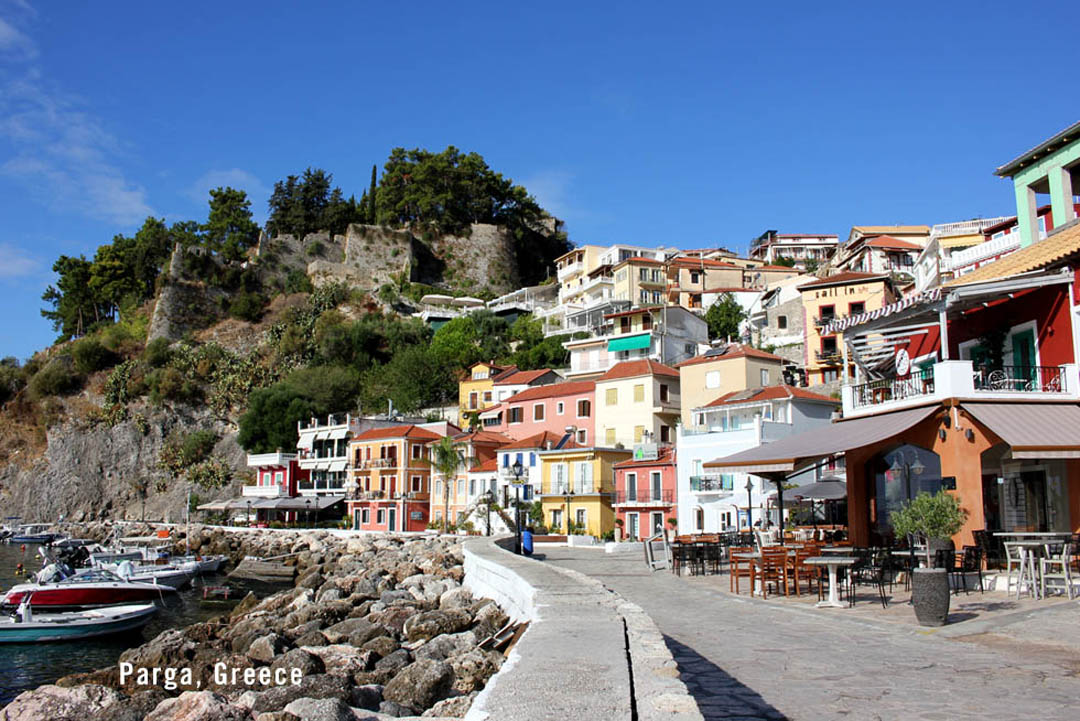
[511,460,524,554]
[744,478,754,530]
[305,498,312,528]
[247,500,252,527]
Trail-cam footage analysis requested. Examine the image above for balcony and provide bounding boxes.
[557,261,584,282]
[813,315,838,327]
[353,457,399,470]
[242,483,290,498]
[815,349,842,364]
[689,475,733,493]
[614,489,674,505]
[542,483,612,497]
[841,360,1080,418]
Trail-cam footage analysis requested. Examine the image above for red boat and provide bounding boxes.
[1,567,176,609]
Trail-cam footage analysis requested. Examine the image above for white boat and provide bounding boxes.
[98,560,195,590]
[172,554,228,574]
[2,567,177,608]
[0,597,157,643]
[10,524,60,544]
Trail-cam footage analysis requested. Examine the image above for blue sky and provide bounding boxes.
[1,0,1077,360]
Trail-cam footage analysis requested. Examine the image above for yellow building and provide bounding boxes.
[675,343,785,428]
[458,361,513,424]
[664,257,744,310]
[798,271,898,386]
[538,444,631,537]
[612,257,668,306]
[554,245,606,305]
[594,359,681,447]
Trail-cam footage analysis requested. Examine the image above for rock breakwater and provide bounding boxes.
[1,526,509,721]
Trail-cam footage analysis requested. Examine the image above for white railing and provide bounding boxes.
[947,234,1023,271]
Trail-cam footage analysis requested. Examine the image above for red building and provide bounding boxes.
[244,452,310,524]
[612,447,677,540]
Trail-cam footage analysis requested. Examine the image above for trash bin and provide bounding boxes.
[522,529,534,556]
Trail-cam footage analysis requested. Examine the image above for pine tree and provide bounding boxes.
[368,164,377,223]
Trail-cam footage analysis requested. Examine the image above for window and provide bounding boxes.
[651,511,664,535]
[823,368,840,383]
[516,452,523,468]
[533,404,545,421]
[529,452,536,466]
[469,479,476,496]
[483,391,492,404]
[435,480,443,497]
[556,402,565,415]
[577,399,591,417]
[634,425,645,443]
[577,429,587,444]
[468,392,479,409]
[412,444,422,459]
[605,388,618,405]
[849,301,865,315]
[551,509,563,532]
[274,471,284,486]
[626,472,637,501]
[502,454,509,467]
[457,479,466,496]
[552,463,568,493]
[705,371,720,389]
[777,315,787,329]
[633,384,645,402]
[695,508,704,531]
[660,425,671,443]
[377,509,385,525]
[690,271,700,284]
[508,407,524,423]
[575,508,587,528]
[659,384,669,402]
[641,314,653,330]
[472,369,487,380]
[412,476,422,492]
[639,268,649,281]
[640,289,649,303]
[605,428,616,445]
[362,508,370,524]
[760,369,769,385]
[819,304,835,321]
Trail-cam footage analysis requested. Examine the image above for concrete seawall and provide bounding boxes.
[463,537,702,721]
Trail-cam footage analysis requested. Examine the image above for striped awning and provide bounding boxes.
[962,403,1080,459]
[824,288,942,335]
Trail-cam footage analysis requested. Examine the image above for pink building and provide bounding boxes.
[244,452,310,524]
[613,447,677,540]
[482,381,595,445]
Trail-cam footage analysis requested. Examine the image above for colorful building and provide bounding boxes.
[458,361,513,423]
[243,452,309,524]
[594,359,681,447]
[297,413,362,497]
[612,447,677,540]
[492,368,560,403]
[563,305,707,379]
[675,343,784,427]
[430,430,510,529]
[346,424,445,532]
[748,231,839,269]
[482,381,595,444]
[798,271,899,386]
[664,257,744,310]
[538,444,631,537]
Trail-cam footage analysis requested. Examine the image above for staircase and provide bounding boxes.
[461,497,519,535]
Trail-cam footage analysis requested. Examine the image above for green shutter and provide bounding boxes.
[607,333,652,352]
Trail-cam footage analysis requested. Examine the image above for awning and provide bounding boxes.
[478,409,503,421]
[705,405,938,474]
[297,434,314,450]
[315,430,331,441]
[327,460,347,473]
[328,428,349,440]
[196,499,231,511]
[769,477,847,502]
[607,333,652,353]
[274,495,345,510]
[962,402,1080,459]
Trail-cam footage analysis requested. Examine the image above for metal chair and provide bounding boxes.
[952,546,984,594]
[1041,542,1076,599]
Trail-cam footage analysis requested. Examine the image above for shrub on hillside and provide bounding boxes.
[28,359,82,399]
[147,367,200,405]
[158,428,220,478]
[143,337,173,368]
[0,358,25,405]
[228,292,266,322]
[284,270,313,294]
[71,337,119,375]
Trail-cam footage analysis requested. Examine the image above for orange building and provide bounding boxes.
[347,424,444,532]
[430,430,512,529]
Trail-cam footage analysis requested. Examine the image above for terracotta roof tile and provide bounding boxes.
[702,385,836,408]
[505,381,595,404]
[499,431,568,450]
[493,369,556,386]
[597,359,679,381]
[798,271,889,289]
[852,225,930,234]
[469,458,498,473]
[613,446,676,468]
[352,424,443,442]
[865,235,923,250]
[675,343,783,367]
[944,220,1080,286]
[451,430,513,445]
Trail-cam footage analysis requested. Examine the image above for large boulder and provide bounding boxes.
[143,691,249,721]
[322,618,380,646]
[302,644,372,676]
[448,650,502,694]
[247,633,289,664]
[403,610,473,642]
[269,648,325,677]
[246,674,354,714]
[422,692,478,718]
[281,697,354,721]
[414,631,476,662]
[382,659,454,712]
[0,684,123,721]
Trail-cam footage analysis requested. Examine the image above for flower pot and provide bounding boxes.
[911,568,950,626]
[614,527,623,543]
[927,537,955,568]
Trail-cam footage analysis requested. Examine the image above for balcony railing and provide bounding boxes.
[353,457,399,470]
[690,476,733,492]
[850,367,935,410]
[614,489,674,504]
[544,483,611,497]
[813,315,838,327]
[973,365,1066,393]
[815,349,841,363]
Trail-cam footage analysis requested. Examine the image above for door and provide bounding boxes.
[353,509,362,530]
[1010,328,1036,387]
[651,472,662,504]
[628,513,639,540]
[626,473,637,502]
[388,507,397,532]
[651,512,663,536]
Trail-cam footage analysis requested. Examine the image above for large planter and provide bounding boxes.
[911,568,950,626]
[927,537,955,568]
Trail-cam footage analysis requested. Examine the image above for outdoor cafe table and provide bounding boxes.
[804,556,857,608]
[730,550,795,595]
[994,535,1068,599]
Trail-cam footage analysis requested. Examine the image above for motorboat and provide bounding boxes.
[10,524,60,544]
[50,538,95,550]
[172,554,228,574]
[96,561,195,590]
[0,596,157,643]
[1,566,176,609]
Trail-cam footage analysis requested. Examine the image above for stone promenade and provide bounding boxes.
[545,548,1080,721]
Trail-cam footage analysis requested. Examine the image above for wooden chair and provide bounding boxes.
[757,547,790,599]
[729,546,754,594]
[787,547,820,597]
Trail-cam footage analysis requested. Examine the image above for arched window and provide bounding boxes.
[694,507,705,532]
[869,444,942,532]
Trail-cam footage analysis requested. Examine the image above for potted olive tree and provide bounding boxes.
[890,491,968,626]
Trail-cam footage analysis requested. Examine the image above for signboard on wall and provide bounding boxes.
[633,443,658,461]
[410,511,423,521]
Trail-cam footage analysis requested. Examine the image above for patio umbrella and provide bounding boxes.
[770,476,847,503]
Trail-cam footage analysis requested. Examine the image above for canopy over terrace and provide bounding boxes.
[822,268,1074,379]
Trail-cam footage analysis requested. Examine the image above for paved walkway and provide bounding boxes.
[544,548,1080,721]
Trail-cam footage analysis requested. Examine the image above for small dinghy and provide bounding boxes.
[0,595,157,643]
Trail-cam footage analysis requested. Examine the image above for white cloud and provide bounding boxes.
[0,242,40,278]
[0,8,153,228]
[0,16,35,59]
[519,170,573,218]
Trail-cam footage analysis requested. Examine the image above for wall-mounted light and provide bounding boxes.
[965,428,975,442]
[938,428,947,441]
[942,415,951,429]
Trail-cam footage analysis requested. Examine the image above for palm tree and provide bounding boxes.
[428,436,476,533]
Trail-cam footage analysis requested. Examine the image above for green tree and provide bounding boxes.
[360,345,456,414]
[204,187,260,262]
[773,256,797,267]
[41,255,104,340]
[428,436,475,533]
[508,315,570,369]
[704,293,747,341]
[368,164,377,223]
[429,311,511,370]
[237,366,362,453]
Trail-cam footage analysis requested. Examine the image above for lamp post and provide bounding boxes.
[247,500,252,527]
[744,478,754,530]
[511,460,524,554]
[305,498,312,528]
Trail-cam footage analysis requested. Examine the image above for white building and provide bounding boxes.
[564,305,708,379]
[297,414,361,496]
[748,231,839,269]
[676,386,840,532]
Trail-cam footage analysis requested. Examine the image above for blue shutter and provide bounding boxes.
[529,452,536,467]
[502,454,509,467]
